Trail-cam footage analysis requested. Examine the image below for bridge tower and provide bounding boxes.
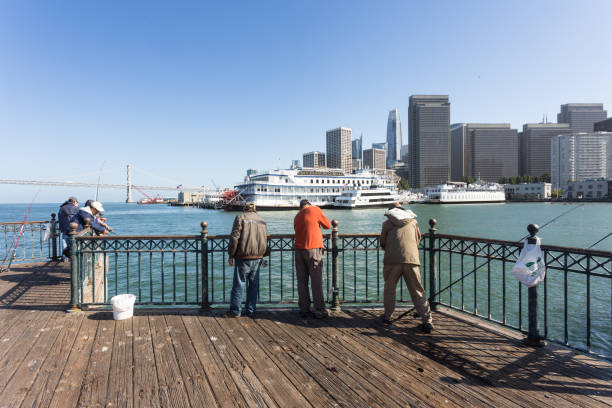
[126,164,134,203]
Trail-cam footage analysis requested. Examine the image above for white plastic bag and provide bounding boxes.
[511,237,546,287]
[43,223,51,241]
[110,294,136,320]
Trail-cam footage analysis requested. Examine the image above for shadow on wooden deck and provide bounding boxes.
[0,262,609,407]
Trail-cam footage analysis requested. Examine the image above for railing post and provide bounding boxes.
[50,213,59,261]
[428,218,438,310]
[200,221,210,310]
[524,223,545,347]
[330,219,340,311]
[68,222,80,312]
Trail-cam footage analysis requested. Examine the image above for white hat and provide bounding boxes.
[90,201,105,213]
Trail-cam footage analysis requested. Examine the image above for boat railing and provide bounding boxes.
[62,218,612,358]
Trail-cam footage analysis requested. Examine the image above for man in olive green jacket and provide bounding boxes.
[226,202,269,317]
[380,203,433,332]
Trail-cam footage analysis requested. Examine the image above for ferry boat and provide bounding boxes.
[333,186,402,208]
[230,168,397,210]
[424,182,505,204]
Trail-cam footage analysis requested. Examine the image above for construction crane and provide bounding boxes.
[132,185,166,204]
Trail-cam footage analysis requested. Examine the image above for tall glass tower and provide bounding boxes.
[386,109,403,166]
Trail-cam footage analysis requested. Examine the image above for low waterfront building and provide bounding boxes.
[504,183,551,200]
[178,191,204,204]
[551,132,612,189]
[594,118,612,132]
[303,151,326,168]
[564,179,611,200]
[363,147,386,170]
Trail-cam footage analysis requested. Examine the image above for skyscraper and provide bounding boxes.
[551,132,612,189]
[326,127,352,174]
[557,103,607,133]
[363,147,386,170]
[303,151,326,168]
[386,109,403,166]
[408,95,450,188]
[520,123,570,176]
[352,134,363,160]
[451,123,518,182]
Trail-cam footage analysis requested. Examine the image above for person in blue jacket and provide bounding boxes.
[58,196,80,258]
[72,201,109,235]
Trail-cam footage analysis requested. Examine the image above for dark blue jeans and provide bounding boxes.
[229,259,261,316]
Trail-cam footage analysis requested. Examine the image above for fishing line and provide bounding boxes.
[392,203,585,323]
[0,189,40,271]
[588,231,612,249]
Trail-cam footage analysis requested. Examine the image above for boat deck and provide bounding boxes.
[0,262,610,407]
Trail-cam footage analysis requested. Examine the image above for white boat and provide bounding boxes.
[231,168,397,210]
[333,186,402,208]
[424,182,505,204]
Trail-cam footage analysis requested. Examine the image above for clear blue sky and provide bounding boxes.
[1,0,611,203]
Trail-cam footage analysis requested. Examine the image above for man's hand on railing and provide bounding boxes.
[228,258,234,266]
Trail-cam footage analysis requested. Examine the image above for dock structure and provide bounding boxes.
[0,262,610,407]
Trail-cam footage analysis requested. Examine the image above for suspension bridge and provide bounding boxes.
[0,164,207,202]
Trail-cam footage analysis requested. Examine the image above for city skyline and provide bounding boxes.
[1,1,612,202]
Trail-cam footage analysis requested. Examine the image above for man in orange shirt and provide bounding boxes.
[294,199,331,318]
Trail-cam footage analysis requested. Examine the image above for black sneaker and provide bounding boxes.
[243,312,255,319]
[381,315,392,325]
[419,322,434,334]
[222,311,240,318]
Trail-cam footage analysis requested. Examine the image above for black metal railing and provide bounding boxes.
[69,219,611,358]
[0,214,60,268]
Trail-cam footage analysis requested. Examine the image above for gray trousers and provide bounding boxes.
[295,248,326,312]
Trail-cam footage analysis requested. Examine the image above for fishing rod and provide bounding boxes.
[392,203,585,323]
[0,190,40,271]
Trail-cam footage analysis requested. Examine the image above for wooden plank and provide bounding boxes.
[149,313,190,408]
[200,314,279,407]
[254,314,378,408]
[360,309,580,408]
[0,311,65,407]
[19,313,85,408]
[0,310,56,391]
[308,311,503,408]
[133,314,161,408]
[221,315,313,407]
[164,314,217,407]
[77,316,115,407]
[270,311,429,408]
[237,316,340,408]
[182,314,248,408]
[48,314,99,408]
[105,317,134,407]
[429,311,611,407]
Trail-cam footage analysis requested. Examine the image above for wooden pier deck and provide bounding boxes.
[0,262,610,407]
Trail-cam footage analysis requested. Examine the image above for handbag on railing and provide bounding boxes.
[511,237,546,287]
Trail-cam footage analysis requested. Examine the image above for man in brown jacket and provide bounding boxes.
[380,203,433,332]
[225,202,269,317]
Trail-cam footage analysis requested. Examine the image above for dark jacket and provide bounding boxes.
[71,208,107,234]
[380,208,421,265]
[228,210,268,260]
[58,201,80,234]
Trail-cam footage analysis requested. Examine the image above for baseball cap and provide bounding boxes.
[68,196,78,203]
[90,201,105,213]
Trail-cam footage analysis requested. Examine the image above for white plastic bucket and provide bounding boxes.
[110,294,136,320]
